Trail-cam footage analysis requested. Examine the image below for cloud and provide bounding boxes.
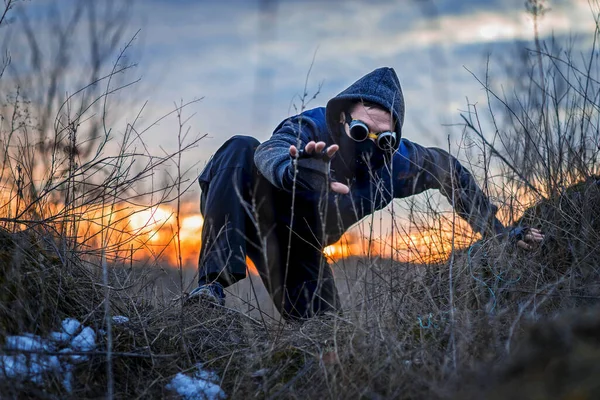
[258,0,592,64]
[7,0,594,168]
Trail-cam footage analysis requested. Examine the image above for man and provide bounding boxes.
[189,67,543,320]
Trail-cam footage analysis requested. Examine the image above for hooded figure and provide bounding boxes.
[192,67,510,320]
[326,66,405,147]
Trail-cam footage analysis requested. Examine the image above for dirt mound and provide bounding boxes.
[446,178,600,399]
[456,306,600,400]
[445,177,600,318]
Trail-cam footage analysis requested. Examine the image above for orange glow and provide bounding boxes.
[0,197,484,272]
[91,202,478,270]
[121,205,204,267]
[41,203,207,269]
[182,215,203,231]
[323,218,476,264]
[246,257,258,275]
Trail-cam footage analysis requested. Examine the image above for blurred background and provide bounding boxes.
[0,0,593,272]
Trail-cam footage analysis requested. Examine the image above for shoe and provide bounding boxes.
[186,282,226,306]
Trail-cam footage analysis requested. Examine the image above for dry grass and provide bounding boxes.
[1,178,600,399]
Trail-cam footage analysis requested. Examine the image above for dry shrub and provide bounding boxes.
[518,176,600,288]
[0,177,599,399]
[0,226,101,337]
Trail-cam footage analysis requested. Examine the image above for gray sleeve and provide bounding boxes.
[254,115,320,191]
[394,139,505,237]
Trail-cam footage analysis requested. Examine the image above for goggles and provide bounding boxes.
[345,112,397,151]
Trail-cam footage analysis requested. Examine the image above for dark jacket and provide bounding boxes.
[253,67,504,240]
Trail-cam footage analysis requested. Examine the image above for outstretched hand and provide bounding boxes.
[511,227,544,250]
[289,141,350,195]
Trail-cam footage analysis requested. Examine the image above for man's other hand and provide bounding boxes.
[511,227,544,250]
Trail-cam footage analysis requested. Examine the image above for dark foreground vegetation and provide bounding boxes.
[1,177,600,399]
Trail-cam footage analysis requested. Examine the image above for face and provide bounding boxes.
[337,103,395,169]
[341,102,393,140]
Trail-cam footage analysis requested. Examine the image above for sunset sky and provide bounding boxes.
[2,0,596,265]
[6,0,594,179]
[126,0,594,165]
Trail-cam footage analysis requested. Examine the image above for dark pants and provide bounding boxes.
[197,135,340,320]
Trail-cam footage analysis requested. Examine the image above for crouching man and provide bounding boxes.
[188,67,543,320]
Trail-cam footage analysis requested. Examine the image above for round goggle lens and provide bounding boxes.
[377,132,396,151]
[349,121,369,142]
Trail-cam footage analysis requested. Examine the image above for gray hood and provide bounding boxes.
[325,67,405,151]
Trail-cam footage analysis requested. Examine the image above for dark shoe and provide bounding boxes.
[186,282,226,306]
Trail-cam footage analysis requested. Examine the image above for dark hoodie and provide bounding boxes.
[254,67,504,240]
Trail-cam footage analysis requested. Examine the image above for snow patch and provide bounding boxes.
[0,346,65,387]
[5,335,51,352]
[166,364,226,400]
[69,327,96,362]
[112,315,129,325]
[61,318,81,336]
[49,331,71,343]
[71,327,96,352]
[0,317,102,392]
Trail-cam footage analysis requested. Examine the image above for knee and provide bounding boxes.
[221,135,260,165]
[207,135,260,173]
[226,135,260,154]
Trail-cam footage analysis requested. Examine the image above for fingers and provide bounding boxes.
[292,142,334,158]
[305,141,316,154]
[525,228,545,243]
[314,142,326,153]
[330,181,350,195]
[326,144,339,159]
[517,228,545,251]
[290,142,322,159]
[517,240,532,250]
[302,141,338,159]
